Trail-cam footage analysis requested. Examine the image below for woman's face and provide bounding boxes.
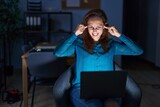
[87,17,104,41]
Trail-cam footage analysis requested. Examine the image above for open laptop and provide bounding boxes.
[80,71,127,99]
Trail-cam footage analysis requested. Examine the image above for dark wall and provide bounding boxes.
[122,0,160,67]
[10,0,124,69]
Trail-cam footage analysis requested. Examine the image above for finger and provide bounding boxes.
[107,28,114,34]
[79,24,84,26]
[79,25,84,28]
[80,26,86,32]
[110,26,116,30]
[78,24,85,28]
[104,26,109,29]
[84,26,87,29]
[111,29,114,33]
[81,26,87,31]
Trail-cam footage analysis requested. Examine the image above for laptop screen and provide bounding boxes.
[80,71,127,99]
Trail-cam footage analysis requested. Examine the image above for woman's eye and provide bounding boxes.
[97,27,101,29]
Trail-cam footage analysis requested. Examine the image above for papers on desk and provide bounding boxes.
[36,45,56,49]
[30,45,56,53]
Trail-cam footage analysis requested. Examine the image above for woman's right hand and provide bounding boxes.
[75,24,87,36]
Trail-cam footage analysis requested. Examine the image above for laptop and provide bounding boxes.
[80,71,127,99]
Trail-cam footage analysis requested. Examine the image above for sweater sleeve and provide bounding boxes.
[53,33,77,57]
[113,34,143,55]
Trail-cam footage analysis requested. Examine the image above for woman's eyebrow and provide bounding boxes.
[87,24,104,26]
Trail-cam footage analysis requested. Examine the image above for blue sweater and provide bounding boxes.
[54,34,143,88]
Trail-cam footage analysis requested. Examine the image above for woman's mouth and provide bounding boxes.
[92,33,98,36]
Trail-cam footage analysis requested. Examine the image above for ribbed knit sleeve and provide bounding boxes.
[113,34,143,55]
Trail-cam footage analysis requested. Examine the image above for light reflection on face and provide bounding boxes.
[87,18,104,41]
[87,25,104,31]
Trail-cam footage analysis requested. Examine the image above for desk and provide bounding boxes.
[21,51,29,107]
[21,43,74,107]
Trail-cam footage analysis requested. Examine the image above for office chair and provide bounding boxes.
[27,51,68,107]
[53,64,142,107]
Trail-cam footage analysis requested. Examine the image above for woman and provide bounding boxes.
[54,9,143,107]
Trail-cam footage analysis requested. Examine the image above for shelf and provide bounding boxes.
[24,11,73,44]
[24,30,72,34]
[24,11,72,15]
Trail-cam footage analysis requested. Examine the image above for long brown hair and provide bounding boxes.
[81,9,110,53]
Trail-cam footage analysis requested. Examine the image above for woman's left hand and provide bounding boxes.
[104,26,121,37]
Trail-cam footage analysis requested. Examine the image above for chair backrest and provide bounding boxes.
[53,64,142,107]
[27,52,68,79]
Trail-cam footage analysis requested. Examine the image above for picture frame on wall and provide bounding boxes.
[62,0,100,9]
